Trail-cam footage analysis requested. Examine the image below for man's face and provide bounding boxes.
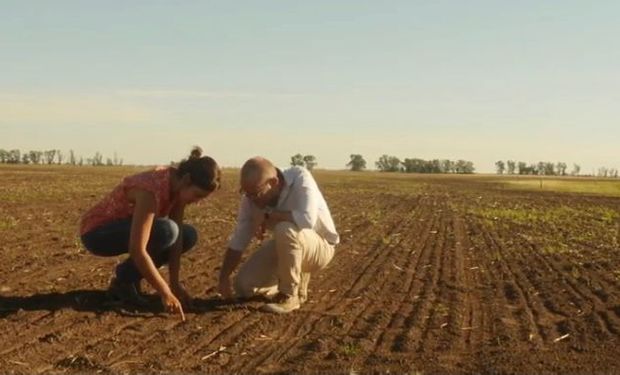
[241,176,278,208]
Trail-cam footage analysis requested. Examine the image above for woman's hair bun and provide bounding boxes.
[190,146,203,159]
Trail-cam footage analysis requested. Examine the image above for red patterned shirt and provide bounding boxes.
[80,167,176,235]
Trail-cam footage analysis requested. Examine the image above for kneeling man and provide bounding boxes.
[218,157,339,313]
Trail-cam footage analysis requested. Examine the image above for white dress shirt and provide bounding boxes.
[228,167,339,252]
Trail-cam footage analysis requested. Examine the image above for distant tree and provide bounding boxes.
[44,150,56,165]
[8,149,21,164]
[21,153,30,164]
[611,168,619,178]
[402,158,425,173]
[303,155,317,171]
[90,152,103,166]
[495,160,505,175]
[0,149,8,163]
[347,154,367,171]
[57,150,63,164]
[106,158,114,166]
[465,161,475,174]
[556,162,567,176]
[571,163,581,176]
[78,157,83,166]
[598,167,609,178]
[69,150,76,165]
[376,154,401,172]
[455,160,475,174]
[28,151,40,164]
[543,162,555,176]
[440,159,455,174]
[517,161,527,175]
[290,153,304,167]
[428,159,441,173]
[506,160,516,175]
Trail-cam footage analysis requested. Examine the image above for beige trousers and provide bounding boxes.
[234,222,335,298]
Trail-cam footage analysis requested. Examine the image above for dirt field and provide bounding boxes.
[1,165,619,374]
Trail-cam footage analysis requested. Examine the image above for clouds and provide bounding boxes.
[0,92,153,125]
[115,89,305,100]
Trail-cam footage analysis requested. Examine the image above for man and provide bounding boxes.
[218,156,339,313]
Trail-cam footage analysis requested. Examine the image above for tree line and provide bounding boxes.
[291,154,475,174]
[373,155,475,174]
[288,153,475,174]
[0,149,123,166]
[494,160,619,178]
[290,154,317,171]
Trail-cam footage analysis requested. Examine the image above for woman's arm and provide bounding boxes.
[168,203,185,287]
[128,188,185,319]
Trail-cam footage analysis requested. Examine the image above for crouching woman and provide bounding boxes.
[79,147,220,320]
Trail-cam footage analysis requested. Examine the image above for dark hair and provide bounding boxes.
[176,146,221,191]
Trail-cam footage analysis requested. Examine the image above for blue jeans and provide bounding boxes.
[81,218,197,283]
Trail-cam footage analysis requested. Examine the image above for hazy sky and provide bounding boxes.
[2,1,618,173]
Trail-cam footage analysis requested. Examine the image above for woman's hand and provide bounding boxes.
[161,290,186,321]
[171,283,193,309]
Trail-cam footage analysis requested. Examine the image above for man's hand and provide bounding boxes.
[255,222,266,241]
[217,276,234,300]
[171,283,193,309]
[161,290,186,321]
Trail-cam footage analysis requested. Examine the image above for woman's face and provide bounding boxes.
[178,185,212,205]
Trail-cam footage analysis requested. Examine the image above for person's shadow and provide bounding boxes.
[0,290,244,319]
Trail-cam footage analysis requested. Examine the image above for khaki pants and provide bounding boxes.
[234,222,335,298]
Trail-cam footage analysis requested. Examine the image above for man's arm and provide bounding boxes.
[264,209,294,225]
[218,197,254,298]
[218,248,243,299]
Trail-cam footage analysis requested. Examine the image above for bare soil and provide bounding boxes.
[1,166,619,374]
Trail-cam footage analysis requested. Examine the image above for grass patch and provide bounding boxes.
[496,177,620,197]
[0,216,18,230]
[340,342,360,357]
[471,205,619,227]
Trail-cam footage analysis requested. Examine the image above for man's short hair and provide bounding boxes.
[240,157,276,185]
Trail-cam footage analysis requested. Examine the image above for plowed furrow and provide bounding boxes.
[270,196,431,369]
[482,227,553,344]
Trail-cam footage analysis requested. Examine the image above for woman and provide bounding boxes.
[80,147,220,320]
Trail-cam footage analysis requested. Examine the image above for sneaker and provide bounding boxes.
[299,272,311,304]
[107,277,149,306]
[261,293,301,314]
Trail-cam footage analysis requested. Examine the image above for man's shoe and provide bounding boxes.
[299,272,311,304]
[261,293,301,314]
[107,277,149,306]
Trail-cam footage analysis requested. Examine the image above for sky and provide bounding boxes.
[1,1,618,173]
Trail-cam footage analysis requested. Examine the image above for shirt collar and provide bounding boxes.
[272,167,293,208]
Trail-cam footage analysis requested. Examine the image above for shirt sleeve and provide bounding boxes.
[289,171,320,230]
[228,196,255,252]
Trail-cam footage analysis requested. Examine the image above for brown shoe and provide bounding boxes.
[261,292,301,314]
